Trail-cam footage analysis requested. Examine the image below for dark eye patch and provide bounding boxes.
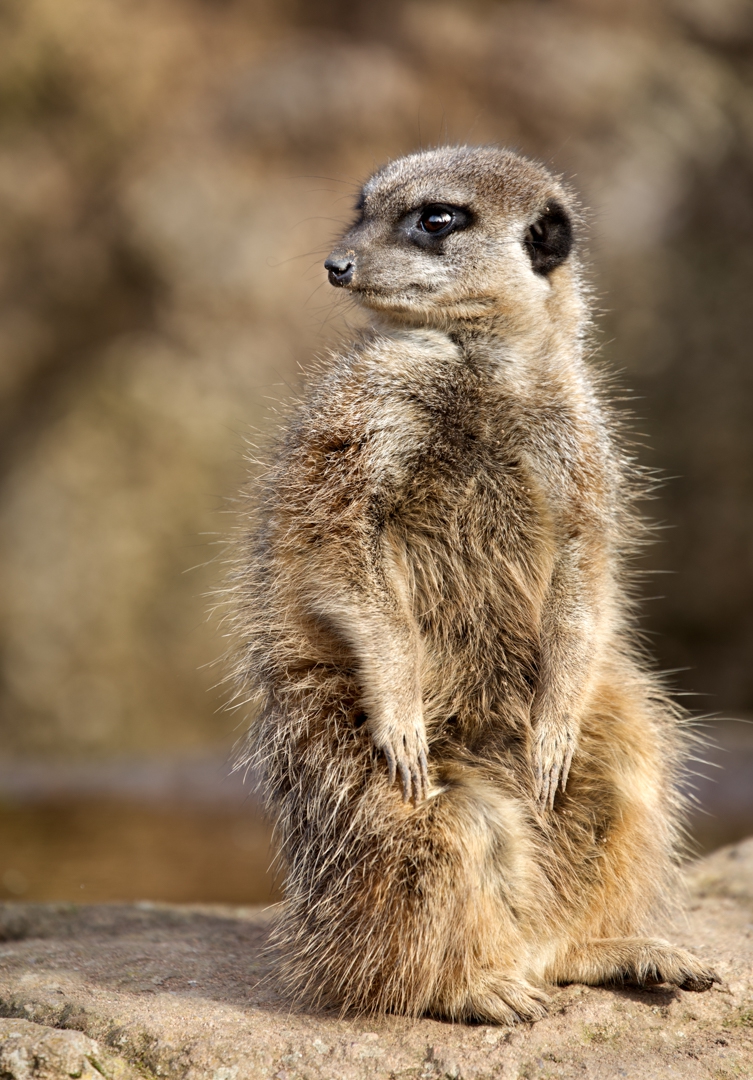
[524,200,573,275]
[351,191,366,227]
[405,203,472,248]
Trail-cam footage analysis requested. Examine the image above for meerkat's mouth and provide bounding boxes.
[353,285,497,318]
[354,283,435,298]
[350,283,442,311]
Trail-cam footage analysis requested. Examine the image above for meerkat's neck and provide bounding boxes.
[372,310,586,388]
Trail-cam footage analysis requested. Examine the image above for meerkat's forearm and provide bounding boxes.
[305,549,428,802]
[532,543,607,806]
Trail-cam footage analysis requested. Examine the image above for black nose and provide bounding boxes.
[324,256,354,287]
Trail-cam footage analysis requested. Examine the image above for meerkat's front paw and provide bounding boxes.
[533,714,577,809]
[369,715,429,803]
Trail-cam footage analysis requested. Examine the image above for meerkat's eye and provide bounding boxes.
[418,206,454,234]
[407,203,471,248]
[523,200,573,276]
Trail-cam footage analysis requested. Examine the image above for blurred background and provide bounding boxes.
[0,0,752,905]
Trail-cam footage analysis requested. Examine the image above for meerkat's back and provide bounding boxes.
[228,146,717,1021]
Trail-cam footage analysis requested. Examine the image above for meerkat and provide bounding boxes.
[228,145,718,1023]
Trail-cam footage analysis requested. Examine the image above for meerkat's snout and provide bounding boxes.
[324,254,354,287]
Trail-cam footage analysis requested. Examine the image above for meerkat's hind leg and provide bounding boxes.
[450,977,550,1026]
[554,938,720,993]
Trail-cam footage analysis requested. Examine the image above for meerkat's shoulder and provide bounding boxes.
[291,328,464,426]
[265,329,458,471]
[316,327,461,385]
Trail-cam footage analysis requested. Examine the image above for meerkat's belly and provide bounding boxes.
[398,458,550,730]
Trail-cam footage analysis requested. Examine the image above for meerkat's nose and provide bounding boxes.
[324,255,354,287]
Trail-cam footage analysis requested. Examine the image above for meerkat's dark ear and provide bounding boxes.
[524,201,573,275]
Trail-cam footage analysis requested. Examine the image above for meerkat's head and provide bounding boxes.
[324,146,583,334]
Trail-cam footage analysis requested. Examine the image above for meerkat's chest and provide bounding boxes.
[392,377,567,534]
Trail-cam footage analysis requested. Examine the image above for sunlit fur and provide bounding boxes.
[227,146,718,1022]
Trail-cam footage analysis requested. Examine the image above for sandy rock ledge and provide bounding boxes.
[0,841,751,1080]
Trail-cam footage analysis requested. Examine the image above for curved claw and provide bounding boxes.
[539,770,551,811]
[418,747,429,799]
[410,761,421,802]
[398,758,412,802]
[560,741,574,793]
[383,744,396,787]
[548,767,560,810]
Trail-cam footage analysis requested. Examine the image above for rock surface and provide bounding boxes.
[0,840,752,1079]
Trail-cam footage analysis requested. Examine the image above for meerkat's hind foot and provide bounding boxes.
[641,944,720,993]
[557,938,720,994]
[452,977,550,1026]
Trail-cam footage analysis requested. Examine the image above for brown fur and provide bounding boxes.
[226,146,718,1022]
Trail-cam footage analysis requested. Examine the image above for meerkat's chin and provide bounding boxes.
[351,293,437,321]
[351,286,435,307]
[352,288,496,322]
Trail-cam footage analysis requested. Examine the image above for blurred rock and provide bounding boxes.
[672,0,753,47]
[224,40,422,154]
[0,0,752,781]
